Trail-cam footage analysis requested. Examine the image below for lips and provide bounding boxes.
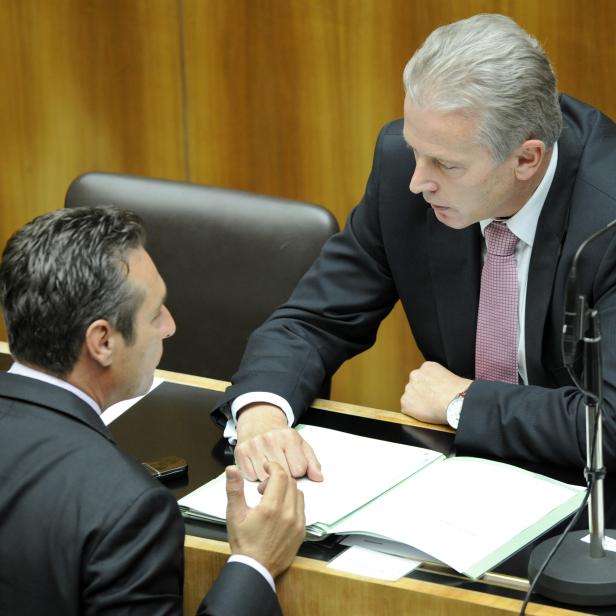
[423,195,448,209]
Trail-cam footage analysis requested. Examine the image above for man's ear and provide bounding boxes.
[513,139,546,181]
[84,319,117,368]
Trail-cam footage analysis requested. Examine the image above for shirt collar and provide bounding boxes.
[479,141,559,247]
[8,361,102,416]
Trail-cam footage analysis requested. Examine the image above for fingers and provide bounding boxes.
[235,429,324,482]
[284,436,310,478]
[280,465,306,560]
[296,484,306,528]
[238,461,305,577]
[235,432,292,481]
[256,475,269,495]
[225,465,248,526]
[256,463,273,495]
[278,459,305,525]
[400,377,415,416]
[302,440,323,481]
[258,461,304,519]
[265,461,306,548]
[235,404,290,480]
[257,461,289,507]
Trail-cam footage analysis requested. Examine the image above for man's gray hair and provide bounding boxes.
[403,14,562,162]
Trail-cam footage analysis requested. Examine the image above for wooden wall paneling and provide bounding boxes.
[182,0,423,410]
[516,0,616,121]
[0,0,187,337]
[2,0,615,411]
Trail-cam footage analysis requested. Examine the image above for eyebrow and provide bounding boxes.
[405,142,462,166]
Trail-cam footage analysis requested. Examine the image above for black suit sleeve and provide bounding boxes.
[83,486,185,616]
[212,124,401,426]
[82,483,282,615]
[196,562,282,616]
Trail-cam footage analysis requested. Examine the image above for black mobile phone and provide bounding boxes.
[142,456,188,481]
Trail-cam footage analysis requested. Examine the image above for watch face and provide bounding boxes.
[446,396,463,429]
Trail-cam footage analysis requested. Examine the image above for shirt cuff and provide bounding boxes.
[223,392,295,445]
[227,555,276,593]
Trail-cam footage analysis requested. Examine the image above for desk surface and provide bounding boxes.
[0,344,611,615]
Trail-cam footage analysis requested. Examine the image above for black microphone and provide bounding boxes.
[562,218,616,367]
[526,216,616,611]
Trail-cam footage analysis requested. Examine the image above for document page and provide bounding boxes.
[331,456,585,578]
[179,424,443,528]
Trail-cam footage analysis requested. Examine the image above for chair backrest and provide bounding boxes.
[65,172,339,382]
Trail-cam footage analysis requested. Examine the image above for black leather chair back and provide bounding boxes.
[65,172,339,382]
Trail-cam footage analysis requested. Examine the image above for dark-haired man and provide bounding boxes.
[0,206,304,615]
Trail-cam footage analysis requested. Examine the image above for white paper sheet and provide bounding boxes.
[179,424,443,527]
[341,535,441,564]
[101,377,164,425]
[331,456,583,575]
[327,546,421,581]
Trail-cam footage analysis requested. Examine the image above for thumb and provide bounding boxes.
[225,465,248,523]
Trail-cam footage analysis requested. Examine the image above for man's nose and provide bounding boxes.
[161,305,176,339]
[409,162,438,194]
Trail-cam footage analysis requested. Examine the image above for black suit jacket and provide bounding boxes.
[0,372,281,616]
[213,94,616,470]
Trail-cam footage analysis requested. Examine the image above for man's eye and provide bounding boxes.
[437,161,455,170]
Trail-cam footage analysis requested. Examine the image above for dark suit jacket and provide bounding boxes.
[213,94,616,470]
[0,372,281,616]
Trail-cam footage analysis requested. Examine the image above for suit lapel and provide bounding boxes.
[525,127,580,381]
[0,372,116,443]
[427,210,482,378]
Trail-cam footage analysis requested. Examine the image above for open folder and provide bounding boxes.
[179,424,585,579]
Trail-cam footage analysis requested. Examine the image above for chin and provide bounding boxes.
[130,374,154,400]
[438,215,466,230]
[141,372,155,393]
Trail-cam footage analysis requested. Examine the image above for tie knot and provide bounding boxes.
[484,222,518,256]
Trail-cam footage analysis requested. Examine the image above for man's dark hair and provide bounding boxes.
[0,206,146,377]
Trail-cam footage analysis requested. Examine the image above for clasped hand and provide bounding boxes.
[235,403,323,482]
[400,361,472,424]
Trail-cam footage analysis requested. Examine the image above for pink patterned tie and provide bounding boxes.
[475,222,519,383]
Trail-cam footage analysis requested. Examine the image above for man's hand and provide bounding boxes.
[235,403,323,482]
[225,462,306,578]
[400,361,472,424]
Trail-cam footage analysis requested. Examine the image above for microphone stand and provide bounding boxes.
[584,310,606,560]
[527,303,616,605]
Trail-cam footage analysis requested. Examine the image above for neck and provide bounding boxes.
[65,361,113,410]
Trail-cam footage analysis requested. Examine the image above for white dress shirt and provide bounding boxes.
[479,141,559,387]
[9,361,102,414]
[448,142,559,428]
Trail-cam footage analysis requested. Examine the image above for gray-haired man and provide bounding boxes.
[214,13,616,477]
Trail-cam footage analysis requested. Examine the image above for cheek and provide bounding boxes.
[470,170,503,203]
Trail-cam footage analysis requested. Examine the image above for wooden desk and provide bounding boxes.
[151,369,590,616]
[0,343,598,615]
